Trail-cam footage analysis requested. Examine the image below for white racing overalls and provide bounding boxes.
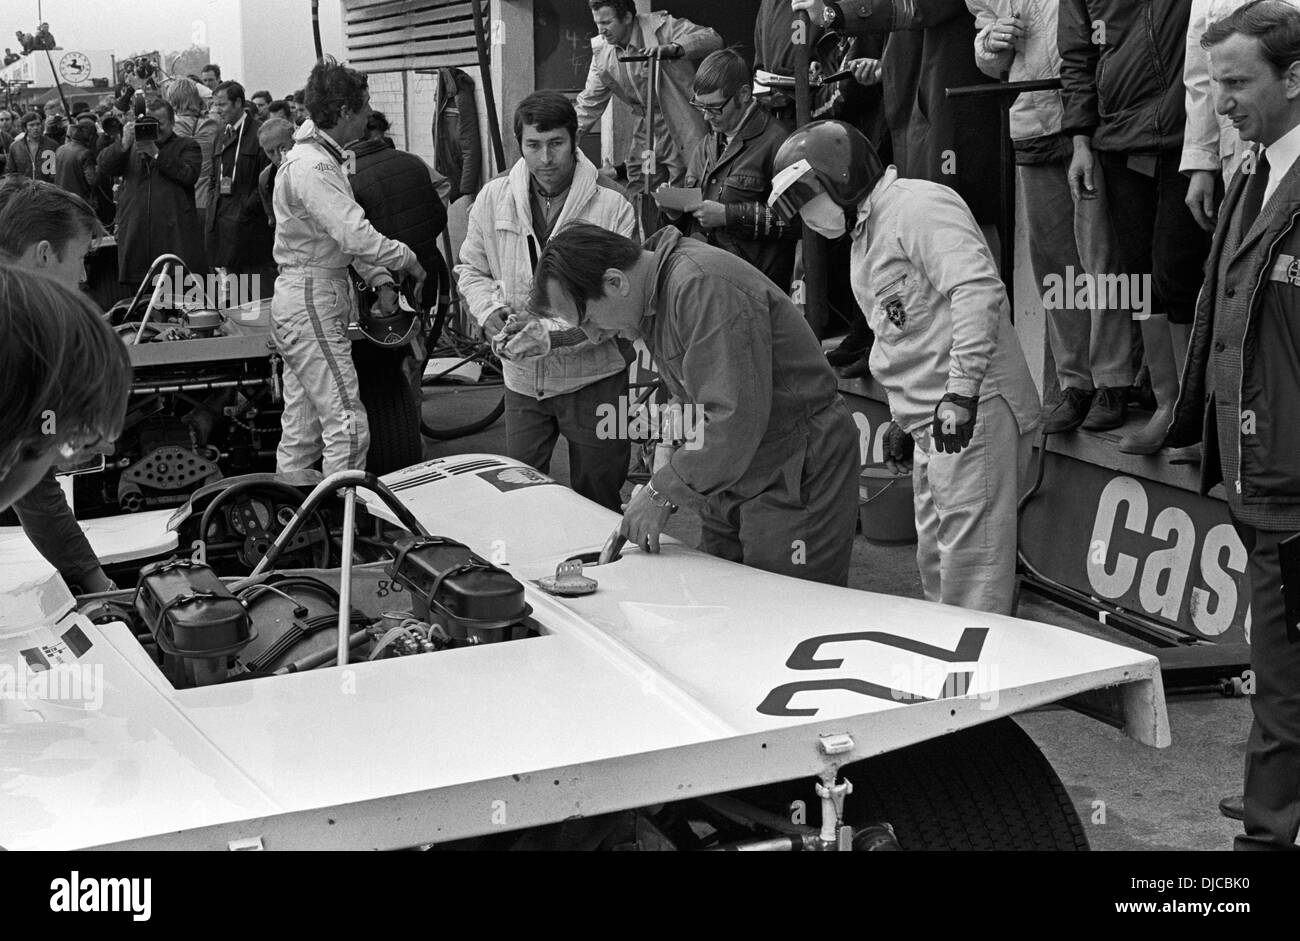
[270,120,416,476]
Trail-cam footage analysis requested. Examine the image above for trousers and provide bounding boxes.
[911,396,1033,616]
[698,400,859,587]
[1020,157,1133,391]
[505,369,630,512]
[272,272,369,477]
[1232,520,1300,851]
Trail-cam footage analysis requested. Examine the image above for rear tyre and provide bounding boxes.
[355,347,423,475]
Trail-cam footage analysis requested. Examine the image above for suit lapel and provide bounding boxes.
[1231,146,1300,263]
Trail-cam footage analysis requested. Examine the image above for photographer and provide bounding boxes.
[98,100,205,285]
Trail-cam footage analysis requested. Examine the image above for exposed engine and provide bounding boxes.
[82,531,536,690]
[72,308,285,518]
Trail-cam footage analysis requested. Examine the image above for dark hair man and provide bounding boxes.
[345,109,447,311]
[770,120,1041,613]
[207,80,275,291]
[267,99,294,123]
[269,58,424,477]
[0,177,123,593]
[98,99,205,286]
[532,222,860,584]
[1166,0,1300,851]
[5,111,57,182]
[200,64,222,91]
[674,47,800,287]
[53,120,98,203]
[456,91,636,510]
[575,1,723,198]
[251,90,273,121]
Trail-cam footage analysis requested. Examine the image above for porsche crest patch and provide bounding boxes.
[882,294,907,330]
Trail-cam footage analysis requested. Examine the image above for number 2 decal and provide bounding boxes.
[756,628,989,717]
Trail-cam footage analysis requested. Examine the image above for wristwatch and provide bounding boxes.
[821,2,847,29]
[645,482,678,513]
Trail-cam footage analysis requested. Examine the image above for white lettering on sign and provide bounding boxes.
[850,411,887,467]
[1087,476,1248,635]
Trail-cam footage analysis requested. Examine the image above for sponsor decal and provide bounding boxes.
[478,467,557,493]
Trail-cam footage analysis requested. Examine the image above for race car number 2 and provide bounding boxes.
[757,628,989,717]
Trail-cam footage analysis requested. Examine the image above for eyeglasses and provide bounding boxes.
[689,97,728,116]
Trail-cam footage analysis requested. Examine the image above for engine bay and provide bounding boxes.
[81,538,540,692]
[73,470,542,691]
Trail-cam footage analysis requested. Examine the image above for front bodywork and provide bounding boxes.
[0,455,1168,850]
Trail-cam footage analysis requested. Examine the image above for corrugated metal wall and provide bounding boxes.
[344,0,483,72]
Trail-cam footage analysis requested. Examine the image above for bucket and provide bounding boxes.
[859,466,916,546]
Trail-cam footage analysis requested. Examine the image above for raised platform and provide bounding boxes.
[836,375,1250,678]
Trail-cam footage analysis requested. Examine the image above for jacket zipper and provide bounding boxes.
[1237,214,1299,497]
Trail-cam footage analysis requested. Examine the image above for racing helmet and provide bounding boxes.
[768,120,884,223]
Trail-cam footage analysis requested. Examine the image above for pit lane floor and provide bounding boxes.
[421,386,1253,851]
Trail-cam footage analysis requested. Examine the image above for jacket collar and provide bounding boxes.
[346,136,395,159]
[509,149,601,231]
[1228,144,1300,263]
[711,102,767,169]
[643,225,685,322]
[853,166,900,237]
[295,119,347,164]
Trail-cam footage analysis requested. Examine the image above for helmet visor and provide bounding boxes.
[768,158,824,224]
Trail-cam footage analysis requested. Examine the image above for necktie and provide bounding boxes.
[1239,150,1271,233]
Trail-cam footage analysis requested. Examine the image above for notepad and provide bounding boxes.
[654,187,704,212]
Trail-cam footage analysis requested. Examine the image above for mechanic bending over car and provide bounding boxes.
[770,121,1041,615]
[0,178,125,593]
[0,265,131,539]
[532,222,860,587]
[271,57,425,478]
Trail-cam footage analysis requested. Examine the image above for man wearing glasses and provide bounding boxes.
[675,48,801,288]
[0,178,118,593]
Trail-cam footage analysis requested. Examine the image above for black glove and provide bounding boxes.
[932,393,980,454]
[882,421,914,466]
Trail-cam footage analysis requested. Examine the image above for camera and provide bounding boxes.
[134,118,159,143]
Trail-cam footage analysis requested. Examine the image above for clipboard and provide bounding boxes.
[654,187,703,212]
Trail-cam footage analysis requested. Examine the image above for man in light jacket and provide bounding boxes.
[456,91,636,511]
[575,0,722,192]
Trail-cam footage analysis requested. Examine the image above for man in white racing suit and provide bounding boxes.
[271,58,424,477]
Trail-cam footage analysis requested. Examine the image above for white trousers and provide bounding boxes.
[272,273,370,477]
[911,396,1034,616]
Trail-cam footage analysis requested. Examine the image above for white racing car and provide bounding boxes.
[0,455,1169,851]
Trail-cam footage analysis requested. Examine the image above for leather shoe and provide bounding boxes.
[1219,794,1243,821]
[1043,387,1094,434]
[827,342,871,368]
[1081,386,1127,431]
[835,354,872,380]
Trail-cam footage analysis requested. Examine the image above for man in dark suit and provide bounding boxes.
[1166,0,1300,851]
[207,80,275,297]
